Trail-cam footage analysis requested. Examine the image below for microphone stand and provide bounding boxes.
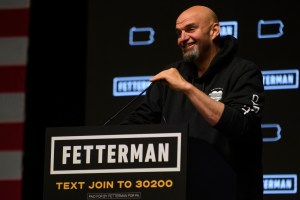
[103,82,154,125]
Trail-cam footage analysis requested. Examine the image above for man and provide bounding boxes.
[121,5,264,200]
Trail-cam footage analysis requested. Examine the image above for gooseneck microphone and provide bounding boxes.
[103,81,156,126]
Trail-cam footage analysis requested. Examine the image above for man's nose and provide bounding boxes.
[181,31,188,40]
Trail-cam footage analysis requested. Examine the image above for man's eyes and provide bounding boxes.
[186,27,196,32]
[176,26,197,37]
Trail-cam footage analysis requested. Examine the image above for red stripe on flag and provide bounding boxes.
[0,66,26,92]
[0,180,22,200]
[0,123,24,150]
[0,9,29,36]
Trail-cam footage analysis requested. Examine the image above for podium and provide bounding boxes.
[43,124,236,200]
[43,124,188,200]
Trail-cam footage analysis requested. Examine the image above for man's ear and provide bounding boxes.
[210,23,220,39]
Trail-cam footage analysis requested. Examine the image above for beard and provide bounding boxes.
[182,46,200,63]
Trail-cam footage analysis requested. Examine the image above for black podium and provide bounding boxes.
[43,124,236,200]
[43,124,188,200]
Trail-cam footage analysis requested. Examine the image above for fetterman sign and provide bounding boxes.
[43,124,187,200]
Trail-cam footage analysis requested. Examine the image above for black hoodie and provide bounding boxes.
[121,35,265,200]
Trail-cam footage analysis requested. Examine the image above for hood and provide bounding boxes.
[212,35,238,65]
[183,35,238,80]
[206,35,238,76]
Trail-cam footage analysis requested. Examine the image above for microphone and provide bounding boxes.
[103,81,156,126]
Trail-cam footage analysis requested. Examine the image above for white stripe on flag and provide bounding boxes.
[0,0,30,9]
[0,37,28,65]
[0,151,22,180]
[0,93,25,122]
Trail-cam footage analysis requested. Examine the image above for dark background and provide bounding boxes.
[23,0,300,199]
[23,1,86,199]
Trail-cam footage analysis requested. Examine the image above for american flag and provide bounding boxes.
[0,0,30,199]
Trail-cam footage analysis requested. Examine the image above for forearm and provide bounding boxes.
[150,67,225,125]
[183,82,224,126]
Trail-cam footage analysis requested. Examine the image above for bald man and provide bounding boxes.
[122,5,264,200]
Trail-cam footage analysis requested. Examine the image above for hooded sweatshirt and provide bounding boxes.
[121,35,265,200]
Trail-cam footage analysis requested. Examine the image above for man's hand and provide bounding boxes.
[150,68,191,91]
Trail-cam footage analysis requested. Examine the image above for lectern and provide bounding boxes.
[43,123,236,200]
[43,124,188,200]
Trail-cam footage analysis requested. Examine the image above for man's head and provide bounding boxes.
[175,5,220,64]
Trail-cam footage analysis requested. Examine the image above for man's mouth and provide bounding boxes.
[182,43,195,51]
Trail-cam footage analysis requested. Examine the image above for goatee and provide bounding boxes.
[182,47,200,63]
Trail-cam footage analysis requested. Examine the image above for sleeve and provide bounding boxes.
[120,82,165,125]
[214,62,265,139]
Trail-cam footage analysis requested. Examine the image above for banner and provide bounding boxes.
[43,124,187,200]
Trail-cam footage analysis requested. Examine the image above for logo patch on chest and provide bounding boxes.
[208,88,223,101]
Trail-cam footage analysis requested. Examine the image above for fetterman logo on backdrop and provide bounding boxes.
[50,133,181,175]
[113,76,152,97]
[262,69,299,90]
[264,174,298,194]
